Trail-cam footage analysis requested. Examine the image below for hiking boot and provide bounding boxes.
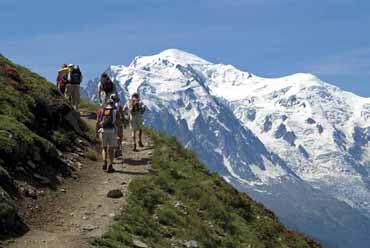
[133,143,138,152]
[138,141,144,147]
[106,164,115,173]
[115,149,122,158]
[102,163,107,171]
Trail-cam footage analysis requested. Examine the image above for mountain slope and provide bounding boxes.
[95,130,321,248]
[0,54,91,238]
[85,49,370,247]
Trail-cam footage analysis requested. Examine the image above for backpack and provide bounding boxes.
[101,79,114,93]
[130,100,145,114]
[100,108,116,129]
[70,68,82,84]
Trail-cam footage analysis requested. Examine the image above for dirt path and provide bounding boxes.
[3,118,153,248]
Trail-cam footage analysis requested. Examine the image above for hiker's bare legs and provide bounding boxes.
[108,147,115,165]
[102,147,108,170]
[132,130,137,151]
[138,129,144,147]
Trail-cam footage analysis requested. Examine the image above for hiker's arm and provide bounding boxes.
[95,110,101,137]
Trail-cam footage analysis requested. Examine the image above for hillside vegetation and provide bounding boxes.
[95,130,321,248]
[0,54,91,238]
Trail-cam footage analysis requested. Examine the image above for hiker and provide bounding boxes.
[110,94,124,158]
[65,64,83,111]
[56,64,69,94]
[98,73,118,107]
[128,93,146,152]
[96,99,120,173]
[122,104,130,129]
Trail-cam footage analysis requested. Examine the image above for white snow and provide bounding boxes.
[85,48,370,219]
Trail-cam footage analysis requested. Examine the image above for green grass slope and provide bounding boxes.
[95,130,322,248]
[0,54,91,238]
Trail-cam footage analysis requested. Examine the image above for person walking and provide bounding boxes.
[110,94,124,158]
[98,73,118,107]
[128,93,145,152]
[56,64,69,94]
[96,99,120,173]
[65,65,83,111]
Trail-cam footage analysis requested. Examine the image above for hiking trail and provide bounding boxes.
[3,115,153,248]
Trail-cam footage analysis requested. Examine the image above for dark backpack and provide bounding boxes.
[100,108,116,129]
[130,100,145,114]
[101,79,114,93]
[70,68,82,84]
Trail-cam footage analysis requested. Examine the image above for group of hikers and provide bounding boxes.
[57,64,83,111]
[56,65,146,173]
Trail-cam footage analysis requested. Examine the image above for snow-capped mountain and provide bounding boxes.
[85,49,370,247]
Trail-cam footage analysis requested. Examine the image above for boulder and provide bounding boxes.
[133,239,148,248]
[107,189,124,199]
[184,240,198,248]
[0,189,28,237]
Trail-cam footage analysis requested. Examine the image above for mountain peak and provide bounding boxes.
[129,49,211,68]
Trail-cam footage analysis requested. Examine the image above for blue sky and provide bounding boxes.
[1,0,369,96]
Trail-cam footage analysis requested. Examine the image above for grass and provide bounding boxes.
[0,53,91,237]
[94,130,321,248]
[80,99,99,113]
[86,148,98,161]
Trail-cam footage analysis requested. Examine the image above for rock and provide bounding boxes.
[76,162,82,169]
[26,189,37,199]
[82,224,97,231]
[77,152,85,157]
[133,239,149,248]
[64,111,83,134]
[15,166,27,174]
[33,174,51,185]
[27,161,37,170]
[33,148,42,162]
[60,189,66,193]
[19,187,37,199]
[184,240,198,248]
[71,153,80,158]
[107,189,124,199]
[56,175,63,183]
[0,191,28,235]
[57,149,63,157]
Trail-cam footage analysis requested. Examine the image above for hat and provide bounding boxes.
[68,64,74,67]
